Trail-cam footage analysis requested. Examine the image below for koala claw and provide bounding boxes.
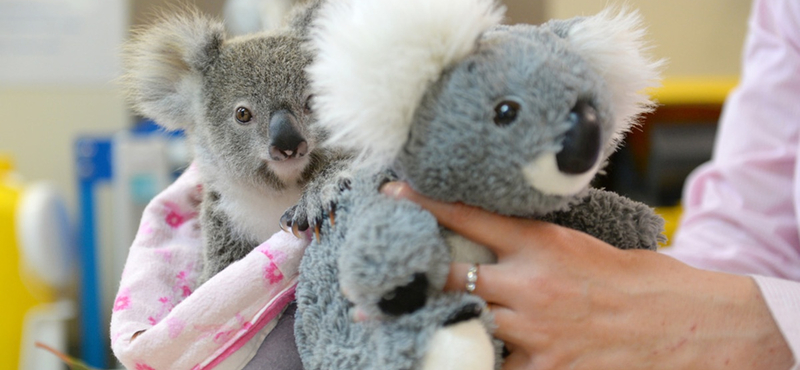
[329,201,337,227]
[280,209,295,230]
[291,222,302,239]
[279,218,291,234]
[311,216,323,242]
[338,178,352,192]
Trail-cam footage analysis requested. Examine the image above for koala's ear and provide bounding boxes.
[308,0,505,169]
[122,11,225,131]
[562,8,664,143]
[286,0,325,37]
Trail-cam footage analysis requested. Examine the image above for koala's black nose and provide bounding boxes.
[556,101,601,174]
[378,273,429,316]
[268,110,308,161]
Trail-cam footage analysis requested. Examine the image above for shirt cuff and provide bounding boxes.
[752,275,800,370]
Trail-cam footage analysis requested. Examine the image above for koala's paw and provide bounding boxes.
[280,176,352,240]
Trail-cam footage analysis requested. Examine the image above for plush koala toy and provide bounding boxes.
[294,0,666,369]
[122,0,344,284]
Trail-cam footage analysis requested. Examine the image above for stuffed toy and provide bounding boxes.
[294,0,665,369]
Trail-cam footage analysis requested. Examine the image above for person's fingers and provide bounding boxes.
[488,306,537,370]
[381,181,540,257]
[445,262,513,305]
[489,304,524,345]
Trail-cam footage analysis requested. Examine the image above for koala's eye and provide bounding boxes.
[304,95,314,114]
[235,107,253,124]
[556,101,601,174]
[493,100,521,127]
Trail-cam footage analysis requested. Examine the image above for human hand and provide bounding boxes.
[382,181,793,370]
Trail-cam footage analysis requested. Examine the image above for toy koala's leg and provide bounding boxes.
[198,190,259,284]
[368,294,498,370]
[412,297,499,370]
[541,188,666,251]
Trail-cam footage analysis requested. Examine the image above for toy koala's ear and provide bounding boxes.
[562,8,664,143]
[308,0,505,169]
[122,10,225,131]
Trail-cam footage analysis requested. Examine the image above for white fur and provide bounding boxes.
[421,319,495,370]
[308,0,505,169]
[522,152,601,196]
[215,176,303,243]
[567,8,664,146]
[447,234,497,264]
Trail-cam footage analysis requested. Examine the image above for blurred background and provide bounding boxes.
[0,0,750,369]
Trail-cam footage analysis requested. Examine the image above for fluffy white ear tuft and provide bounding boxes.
[122,10,225,131]
[567,8,665,146]
[309,0,505,169]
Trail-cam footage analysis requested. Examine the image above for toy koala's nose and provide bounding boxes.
[268,110,308,161]
[556,101,601,174]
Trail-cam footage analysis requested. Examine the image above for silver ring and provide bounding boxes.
[466,264,479,294]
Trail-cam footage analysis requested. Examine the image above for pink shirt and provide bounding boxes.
[665,0,800,367]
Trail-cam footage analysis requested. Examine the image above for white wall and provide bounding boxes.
[545,0,751,77]
[0,0,129,213]
[0,0,752,212]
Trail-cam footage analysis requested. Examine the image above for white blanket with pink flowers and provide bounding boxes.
[110,164,309,370]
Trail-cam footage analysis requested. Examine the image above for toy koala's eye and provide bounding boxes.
[556,101,601,174]
[304,95,314,114]
[235,107,253,124]
[493,100,521,127]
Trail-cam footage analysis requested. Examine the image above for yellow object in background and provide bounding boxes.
[655,204,684,247]
[652,77,739,105]
[0,156,56,370]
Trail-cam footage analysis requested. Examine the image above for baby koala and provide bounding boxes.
[123,2,338,284]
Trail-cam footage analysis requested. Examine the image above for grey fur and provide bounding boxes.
[122,2,345,284]
[400,24,616,216]
[296,172,502,370]
[295,10,665,370]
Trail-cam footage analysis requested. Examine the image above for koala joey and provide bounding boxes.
[122,2,346,284]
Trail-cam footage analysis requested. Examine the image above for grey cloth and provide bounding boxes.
[243,302,304,370]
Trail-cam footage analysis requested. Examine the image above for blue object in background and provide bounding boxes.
[75,137,113,369]
[73,121,187,368]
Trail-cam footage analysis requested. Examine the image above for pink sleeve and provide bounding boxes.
[109,164,310,370]
[664,0,800,366]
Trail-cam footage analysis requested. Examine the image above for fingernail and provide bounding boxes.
[380,181,404,199]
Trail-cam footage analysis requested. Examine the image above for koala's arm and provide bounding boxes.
[198,190,260,284]
[333,173,452,319]
[282,149,354,234]
[540,188,666,251]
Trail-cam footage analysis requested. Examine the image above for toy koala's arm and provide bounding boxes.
[540,188,666,251]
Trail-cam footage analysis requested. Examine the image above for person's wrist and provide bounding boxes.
[648,259,794,370]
